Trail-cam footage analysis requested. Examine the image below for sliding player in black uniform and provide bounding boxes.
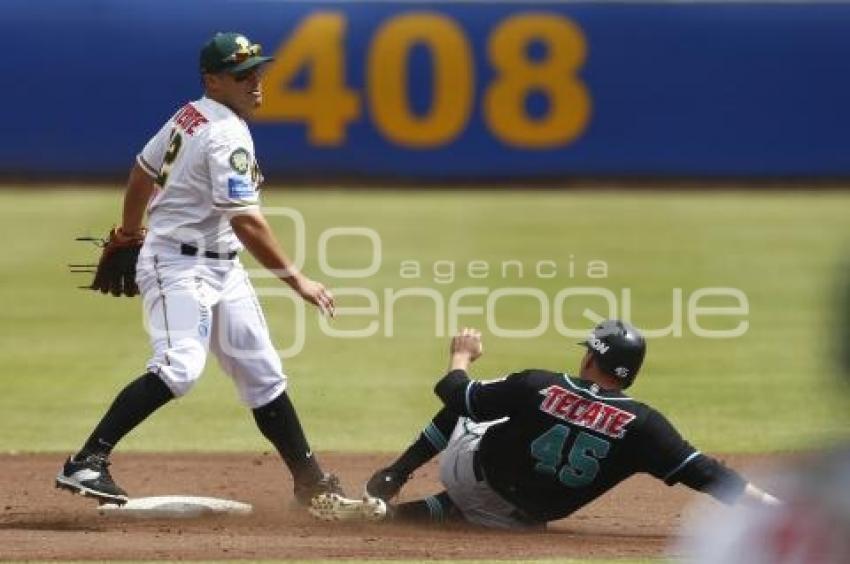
[310,321,779,528]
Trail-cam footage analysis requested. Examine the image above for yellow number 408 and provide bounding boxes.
[254,11,591,149]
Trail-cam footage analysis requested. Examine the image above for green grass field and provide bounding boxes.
[1,188,848,455]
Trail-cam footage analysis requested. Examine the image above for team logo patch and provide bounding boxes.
[229,148,251,175]
[228,176,255,198]
[614,367,630,378]
[587,336,610,355]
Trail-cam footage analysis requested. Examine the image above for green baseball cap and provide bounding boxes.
[200,32,273,74]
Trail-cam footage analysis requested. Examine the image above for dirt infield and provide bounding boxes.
[0,452,784,561]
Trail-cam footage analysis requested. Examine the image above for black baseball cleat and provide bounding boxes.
[294,472,345,506]
[55,453,129,505]
[365,467,410,501]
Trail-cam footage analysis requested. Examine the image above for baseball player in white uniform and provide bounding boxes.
[56,32,343,506]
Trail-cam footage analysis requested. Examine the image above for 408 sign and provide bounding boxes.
[254,11,591,149]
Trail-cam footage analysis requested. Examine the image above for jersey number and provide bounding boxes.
[156,128,183,187]
[530,425,610,488]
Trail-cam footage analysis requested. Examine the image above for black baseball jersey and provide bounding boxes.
[436,368,745,523]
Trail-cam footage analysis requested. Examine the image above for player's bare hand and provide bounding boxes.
[295,277,335,317]
[450,327,483,370]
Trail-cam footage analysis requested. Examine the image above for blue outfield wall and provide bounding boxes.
[3,0,850,179]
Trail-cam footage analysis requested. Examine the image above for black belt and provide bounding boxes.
[180,244,237,260]
[472,449,485,482]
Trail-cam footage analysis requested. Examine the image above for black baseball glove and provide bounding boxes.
[74,228,145,297]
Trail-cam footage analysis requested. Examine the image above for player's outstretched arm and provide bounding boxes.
[120,162,157,236]
[666,452,781,508]
[641,410,781,508]
[685,459,781,508]
[231,211,335,316]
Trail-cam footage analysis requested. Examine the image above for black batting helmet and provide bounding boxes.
[580,320,646,389]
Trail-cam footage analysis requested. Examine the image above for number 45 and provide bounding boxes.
[530,425,610,488]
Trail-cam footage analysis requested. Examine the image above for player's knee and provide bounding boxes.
[239,374,287,409]
[155,365,201,398]
[219,352,286,408]
[151,344,207,397]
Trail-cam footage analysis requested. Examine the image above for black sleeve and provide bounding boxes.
[636,409,700,483]
[676,455,748,504]
[434,370,525,422]
[637,409,747,503]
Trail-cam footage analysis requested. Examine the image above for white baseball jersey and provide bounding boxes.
[136,96,262,255]
[133,96,287,408]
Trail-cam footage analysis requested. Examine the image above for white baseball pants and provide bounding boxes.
[136,253,286,408]
[439,417,532,529]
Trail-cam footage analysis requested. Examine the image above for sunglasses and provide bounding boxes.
[233,68,259,82]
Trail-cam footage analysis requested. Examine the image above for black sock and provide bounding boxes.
[252,391,323,485]
[394,492,455,523]
[388,408,459,476]
[79,372,174,458]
